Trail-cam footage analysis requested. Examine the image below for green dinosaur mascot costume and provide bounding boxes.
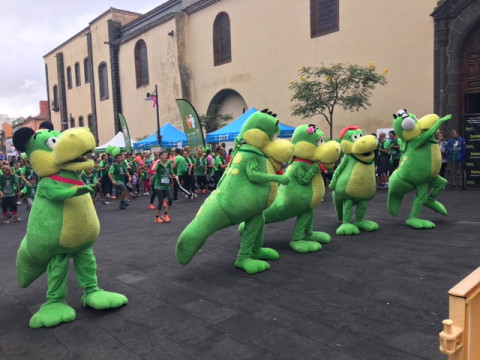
[13,127,128,329]
[262,124,341,253]
[176,109,294,274]
[387,109,451,228]
[329,126,379,235]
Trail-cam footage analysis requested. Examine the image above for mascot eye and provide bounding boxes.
[46,137,58,150]
[317,137,325,146]
[351,133,363,142]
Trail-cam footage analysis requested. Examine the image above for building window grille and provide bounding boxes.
[213,12,231,66]
[66,66,72,89]
[75,62,81,87]
[310,0,339,38]
[134,40,149,87]
[84,57,90,83]
[98,62,109,100]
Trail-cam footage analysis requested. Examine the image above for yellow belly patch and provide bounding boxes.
[311,173,325,208]
[431,145,441,177]
[60,195,100,248]
[266,161,278,207]
[346,163,376,199]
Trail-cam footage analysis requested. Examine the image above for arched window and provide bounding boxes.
[134,40,149,87]
[78,116,84,127]
[213,12,231,66]
[75,62,81,87]
[66,66,72,89]
[52,85,59,111]
[70,116,75,128]
[310,0,339,38]
[98,62,109,100]
[84,57,90,83]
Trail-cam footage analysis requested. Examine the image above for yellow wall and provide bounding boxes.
[185,0,436,137]
[118,17,183,141]
[45,1,438,145]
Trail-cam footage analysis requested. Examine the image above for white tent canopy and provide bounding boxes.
[96,132,134,152]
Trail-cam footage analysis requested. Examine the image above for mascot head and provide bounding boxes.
[339,126,377,163]
[393,109,440,141]
[292,124,341,168]
[13,127,96,177]
[235,109,294,171]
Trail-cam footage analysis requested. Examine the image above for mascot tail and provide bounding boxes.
[263,201,289,225]
[176,196,233,265]
[17,237,49,288]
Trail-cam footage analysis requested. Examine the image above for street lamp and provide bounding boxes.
[145,84,162,146]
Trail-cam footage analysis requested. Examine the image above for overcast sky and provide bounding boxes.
[0,0,167,119]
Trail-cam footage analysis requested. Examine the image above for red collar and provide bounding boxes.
[293,158,314,165]
[48,174,85,186]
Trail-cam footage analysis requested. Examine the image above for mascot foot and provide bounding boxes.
[405,218,436,229]
[424,200,447,215]
[336,223,360,236]
[304,231,332,244]
[82,290,128,310]
[289,240,322,253]
[29,301,76,329]
[250,247,279,261]
[354,220,379,232]
[235,259,271,274]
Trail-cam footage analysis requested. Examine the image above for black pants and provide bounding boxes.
[155,189,173,209]
[2,196,17,214]
[196,175,207,190]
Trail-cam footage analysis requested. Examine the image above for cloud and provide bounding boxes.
[0,0,167,118]
[20,79,40,91]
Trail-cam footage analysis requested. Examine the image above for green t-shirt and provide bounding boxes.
[140,171,150,181]
[214,155,226,174]
[81,172,98,187]
[154,161,173,190]
[378,140,391,158]
[109,162,128,184]
[390,138,403,160]
[98,160,110,177]
[195,157,207,175]
[175,155,187,176]
[21,165,36,180]
[21,183,37,199]
[0,174,18,197]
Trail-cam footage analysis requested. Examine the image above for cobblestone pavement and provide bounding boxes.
[0,187,479,359]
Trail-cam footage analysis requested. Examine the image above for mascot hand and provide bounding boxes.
[75,185,95,196]
[439,114,452,123]
[278,175,291,185]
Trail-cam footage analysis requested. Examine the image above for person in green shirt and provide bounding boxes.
[213,146,227,188]
[20,159,36,185]
[194,147,208,194]
[81,169,99,205]
[0,164,21,223]
[98,154,113,199]
[377,132,391,188]
[21,175,38,211]
[108,153,132,210]
[173,148,193,201]
[153,150,178,223]
[388,130,403,174]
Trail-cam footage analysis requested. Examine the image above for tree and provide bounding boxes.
[200,104,233,134]
[289,62,388,139]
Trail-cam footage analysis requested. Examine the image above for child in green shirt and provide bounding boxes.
[21,176,38,211]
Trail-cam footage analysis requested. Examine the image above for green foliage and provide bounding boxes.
[289,62,388,138]
[200,104,233,134]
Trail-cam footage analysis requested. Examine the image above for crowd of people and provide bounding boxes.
[0,128,469,225]
[373,129,467,190]
[0,144,234,225]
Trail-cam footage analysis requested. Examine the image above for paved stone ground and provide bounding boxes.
[0,186,479,360]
